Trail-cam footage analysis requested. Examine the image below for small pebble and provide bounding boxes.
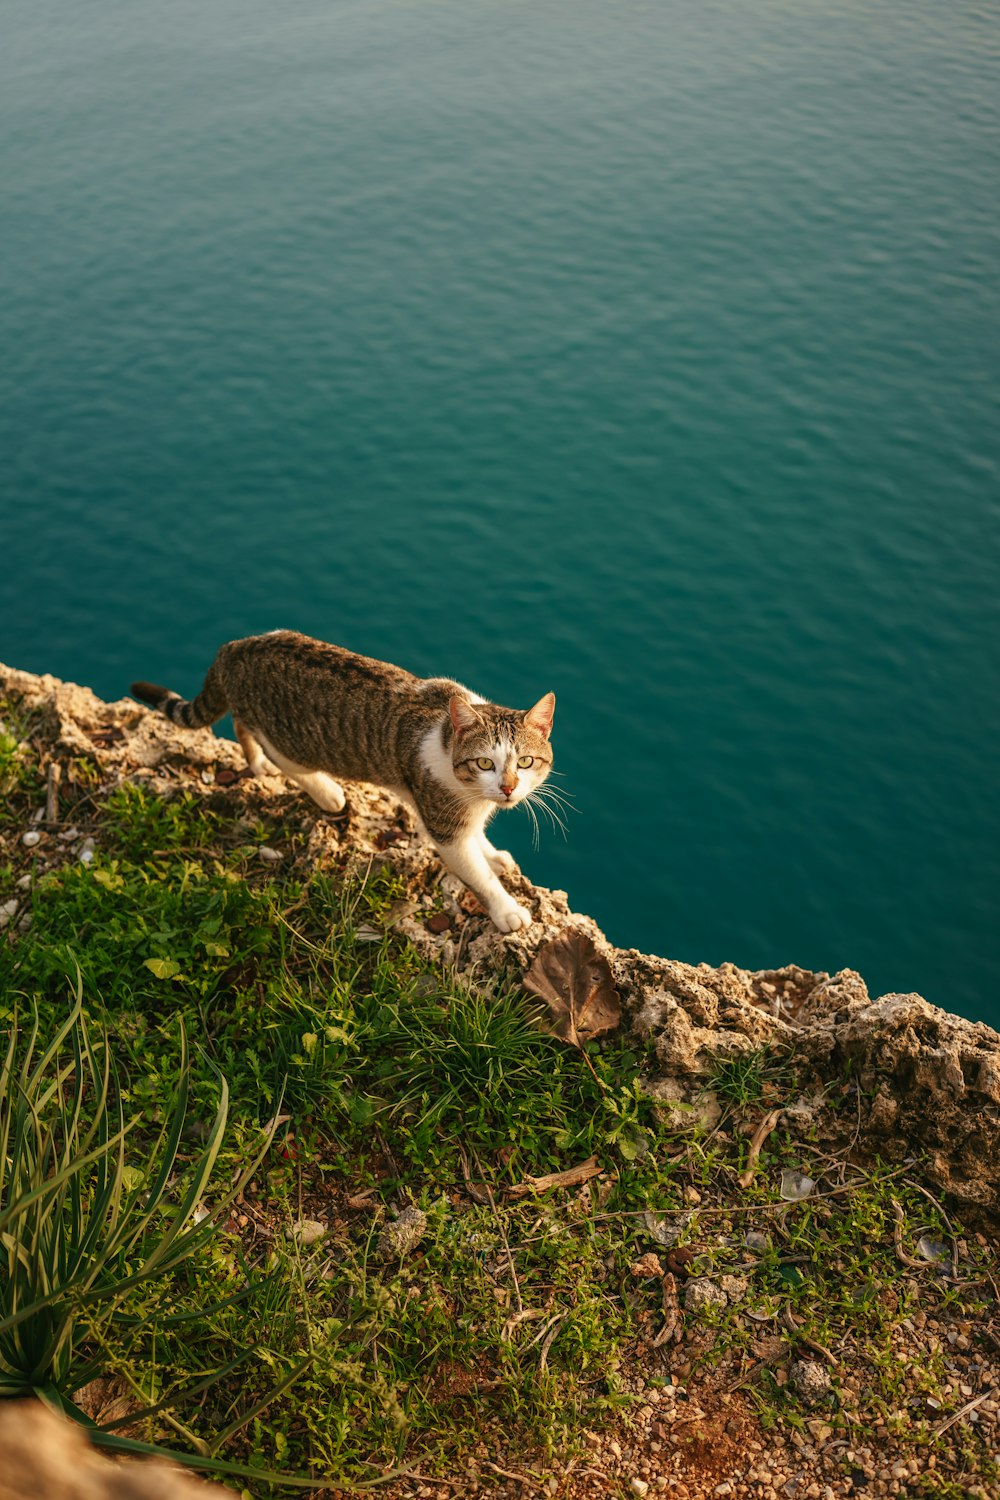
[684,1278,728,1313]
[790,1360,832,1405]
[631,1253,665,1279]
[287,1218,327,1247]
[258,846,281,863]
[21,830,41,847]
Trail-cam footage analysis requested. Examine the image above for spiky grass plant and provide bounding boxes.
[0,981,314,1483]
[0,983,231,1396]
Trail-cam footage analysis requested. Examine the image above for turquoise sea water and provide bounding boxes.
[1,1,998,1024]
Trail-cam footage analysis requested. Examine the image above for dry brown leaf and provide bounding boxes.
[506,1155,603,1198]
[524,930,621,1048]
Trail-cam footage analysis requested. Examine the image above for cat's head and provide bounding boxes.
[449,693,555,807]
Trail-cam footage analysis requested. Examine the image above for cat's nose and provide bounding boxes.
[500,782,516,797]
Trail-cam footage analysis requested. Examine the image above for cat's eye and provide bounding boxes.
[516,755,534,768]
[476,757,495,771]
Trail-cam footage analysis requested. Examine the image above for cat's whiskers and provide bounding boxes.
[532,780,577,815]
[520,796,542,851]
[523,786,569,840]
[533,784,576,815]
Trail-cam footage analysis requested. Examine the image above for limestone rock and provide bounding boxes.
[684,1277,729,1314]
[377,1205,427,1260]
[789,1359,832,1406]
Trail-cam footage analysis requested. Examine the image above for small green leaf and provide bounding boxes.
[143,958,182,980]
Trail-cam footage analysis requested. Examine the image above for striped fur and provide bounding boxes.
[131,632,555,932]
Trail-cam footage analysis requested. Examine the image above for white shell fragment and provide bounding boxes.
[21,830,41,847]
[257,846,281,863]
[917,1235,949,1262]
[779,1169,816,1201]
[746,1300,781,1322]
[643,1211,693,1248]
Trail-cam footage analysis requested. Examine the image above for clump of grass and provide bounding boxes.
[2,751,994,1488]
[0,695,42,803]
[0,984,318,1487]
[709,1045,790,1109]
[100,783,224,858]
[0,773,687,1481]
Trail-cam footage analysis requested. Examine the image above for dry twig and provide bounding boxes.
[782,1304,839,1367]
[932,1390,991,1438]
[506,1156,603,1198]
[737,1108,783,1188]
[44,760,61,825]
[890,1199,926,1270]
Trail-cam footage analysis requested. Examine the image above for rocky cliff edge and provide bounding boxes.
[2,662,998,1217]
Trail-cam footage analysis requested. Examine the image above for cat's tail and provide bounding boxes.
[131,660,229,729]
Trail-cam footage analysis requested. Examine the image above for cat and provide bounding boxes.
[131,630,556,932]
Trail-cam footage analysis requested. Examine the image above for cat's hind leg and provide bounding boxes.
[233,718,274,778]
[254,733,347,813]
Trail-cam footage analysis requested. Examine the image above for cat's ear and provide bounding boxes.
[524,692,556,739]
[449,696,481,738]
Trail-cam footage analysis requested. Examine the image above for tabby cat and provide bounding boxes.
[131,631,555,932]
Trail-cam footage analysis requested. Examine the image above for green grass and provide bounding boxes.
[0,777,669,1486]
[0,713,995,1493]
[709,1045,791,1110]
[0,698,42,802]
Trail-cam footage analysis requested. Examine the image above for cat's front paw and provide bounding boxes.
[309,777,347,813]
[491,901,533,934]
[485,848,518,877]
